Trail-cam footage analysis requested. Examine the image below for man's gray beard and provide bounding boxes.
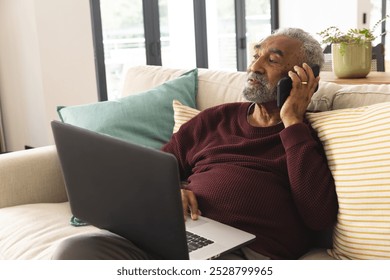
[242,73,277,104]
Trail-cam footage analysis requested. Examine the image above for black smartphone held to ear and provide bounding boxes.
[276,64,320,108]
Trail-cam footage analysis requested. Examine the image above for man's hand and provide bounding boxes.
[280,63,320,127]
[181,189,201,221]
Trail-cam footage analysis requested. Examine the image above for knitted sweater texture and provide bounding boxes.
[162,102,338,259]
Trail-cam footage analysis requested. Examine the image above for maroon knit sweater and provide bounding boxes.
[162,102,338,259]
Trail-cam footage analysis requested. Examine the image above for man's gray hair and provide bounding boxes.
[270,28,324,69]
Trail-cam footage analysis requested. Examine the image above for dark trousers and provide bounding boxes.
[52,230,269,260]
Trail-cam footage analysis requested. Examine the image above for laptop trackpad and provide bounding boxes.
[185,217,207,229]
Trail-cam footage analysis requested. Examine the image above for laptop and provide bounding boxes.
[51,121,255,260]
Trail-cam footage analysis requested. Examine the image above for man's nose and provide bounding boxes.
[249,57,265,74]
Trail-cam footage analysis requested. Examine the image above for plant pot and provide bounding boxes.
[332,42,372,78]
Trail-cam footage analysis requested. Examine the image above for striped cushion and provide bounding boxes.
[306,102,390,259]
[172,100,200,133]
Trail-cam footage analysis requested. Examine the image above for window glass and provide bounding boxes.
[370,0,388,69]
[370,0,383,45]
[388,0,390,63]
[159,0,196,68]
[245,0,271,66]
[206,0,237,70]
[100,0,145,100]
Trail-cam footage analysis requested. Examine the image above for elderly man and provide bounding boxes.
[53,27,338,260]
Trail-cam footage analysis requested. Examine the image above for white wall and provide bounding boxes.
[0,0,97,152]
[279,0,372,41]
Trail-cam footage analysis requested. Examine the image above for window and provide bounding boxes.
[159,0,197,68]
[206,0,236,70]
[370,0,388,70]
[245,0,272,64]
[100,0,146,100]
[370,0,386,45]
[387,0,390,55]
[90,0,278,101]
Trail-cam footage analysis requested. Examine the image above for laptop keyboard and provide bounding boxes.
[186,231,214,252]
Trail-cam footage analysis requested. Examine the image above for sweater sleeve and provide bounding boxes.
[279,123,338,231]
[161,113,204,181]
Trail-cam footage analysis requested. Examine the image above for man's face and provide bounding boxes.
[242,71,277,104]
[243,35,304,104]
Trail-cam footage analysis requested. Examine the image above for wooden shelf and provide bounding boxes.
[320,71,390,85]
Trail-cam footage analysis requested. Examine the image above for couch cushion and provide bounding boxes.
[307,81,344,112]
[306,102,390,259]
[0,202,101,259]
[299,248,336,260]
[309,82,390,112]
[121,65,187,96]
[0,145,67,208]
[121,66,247,111]
[196,69,246,110]
[58,69,198,149]
[331,84,390,110]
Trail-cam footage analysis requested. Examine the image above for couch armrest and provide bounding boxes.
[0,145,68,208]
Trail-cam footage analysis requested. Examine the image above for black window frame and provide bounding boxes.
[143,0,162,66]
[89,0,108,101]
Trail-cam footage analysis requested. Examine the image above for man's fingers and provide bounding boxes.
[187,192,199,220]
[181,189,200,220]
[181,190,189,220]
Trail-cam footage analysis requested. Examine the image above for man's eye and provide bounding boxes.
[253,54,259,60]
[269,57,278,63]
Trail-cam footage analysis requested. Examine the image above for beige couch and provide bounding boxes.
[1,65,390,260]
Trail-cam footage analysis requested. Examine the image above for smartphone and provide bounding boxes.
[276,64,320,108]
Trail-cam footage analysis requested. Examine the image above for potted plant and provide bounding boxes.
[318,16,388,78]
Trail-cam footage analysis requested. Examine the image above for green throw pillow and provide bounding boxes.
[57,69,198,149]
